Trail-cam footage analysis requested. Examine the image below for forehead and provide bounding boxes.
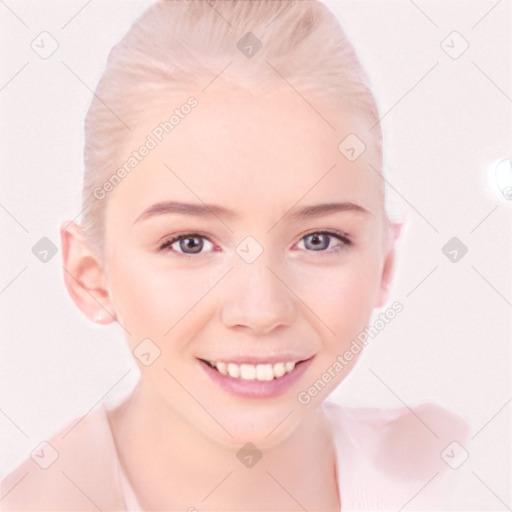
[106,87,383,223]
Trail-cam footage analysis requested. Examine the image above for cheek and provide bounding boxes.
[107,250,217,345]
[292,252,382,345]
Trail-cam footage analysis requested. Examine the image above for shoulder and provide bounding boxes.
[323,400,469,480]
[0,404,125,511]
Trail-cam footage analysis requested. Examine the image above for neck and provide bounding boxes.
[108,378,340,511]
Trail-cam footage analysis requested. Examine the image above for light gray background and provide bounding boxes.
[1,0,510,507]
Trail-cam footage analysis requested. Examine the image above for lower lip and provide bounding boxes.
[198,358,314,399]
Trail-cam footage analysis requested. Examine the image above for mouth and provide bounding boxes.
[201,359,301,381]
[198,356,315,399]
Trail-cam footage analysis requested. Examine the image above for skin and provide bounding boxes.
[61,85,401,510]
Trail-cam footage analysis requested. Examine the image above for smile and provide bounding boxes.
[203,360,298,381]
[198,356,315,399]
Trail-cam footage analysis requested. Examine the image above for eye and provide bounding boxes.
[296,230,351,252]
[159,233,215,255]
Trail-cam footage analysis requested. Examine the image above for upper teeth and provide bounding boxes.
[212,361,296,381]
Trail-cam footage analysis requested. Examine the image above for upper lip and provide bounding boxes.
[198,355,314,365]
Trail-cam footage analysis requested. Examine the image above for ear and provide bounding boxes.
[60,221,116,325]
[375,218,403,308]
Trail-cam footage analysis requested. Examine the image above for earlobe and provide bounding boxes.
[60,221,116,325]
[375,218,403,308]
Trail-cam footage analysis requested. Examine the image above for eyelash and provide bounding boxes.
[158,232,217,255]
[158,230,352,256]
[296,230,353,252]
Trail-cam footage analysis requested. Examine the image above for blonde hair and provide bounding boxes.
[81,0,382,252]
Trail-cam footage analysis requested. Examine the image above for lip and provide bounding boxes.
[197,356,315,399]
[199,354,306,365]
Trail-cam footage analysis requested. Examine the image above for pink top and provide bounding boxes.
[1,398,469,510]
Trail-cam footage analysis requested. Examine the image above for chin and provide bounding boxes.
[198,398,318,452]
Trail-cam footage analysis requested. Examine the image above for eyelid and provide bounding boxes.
[294,229,352,247]
[158,229,352,255]
[293,229,353,256]
[158,231,217,254]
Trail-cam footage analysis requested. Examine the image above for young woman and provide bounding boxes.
[1,1,468,510]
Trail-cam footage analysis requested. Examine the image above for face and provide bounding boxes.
[80,86,395,447]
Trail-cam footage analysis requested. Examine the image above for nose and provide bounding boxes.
[219,257,297,335]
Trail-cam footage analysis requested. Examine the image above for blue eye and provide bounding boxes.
[297,231,351,252]
[158,230,351,256]
[159,234,215,255]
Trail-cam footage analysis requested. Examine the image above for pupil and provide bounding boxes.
[306,234,329,251]
[180,237,203,253]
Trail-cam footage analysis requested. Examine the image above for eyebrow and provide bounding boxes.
[134,201,237,223]
[286,201,370,221]
[133,200,369,224]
